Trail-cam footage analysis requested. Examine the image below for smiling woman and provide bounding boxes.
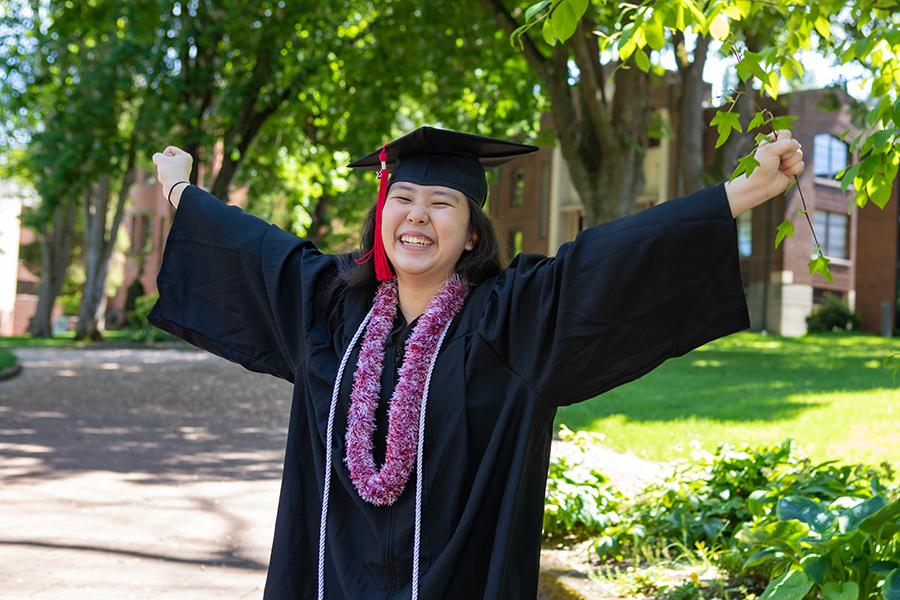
[148,126,762,600]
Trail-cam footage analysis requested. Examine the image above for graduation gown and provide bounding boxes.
[148,182,750,599]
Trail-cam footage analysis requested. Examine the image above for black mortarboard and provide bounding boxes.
[347,126,539,207]
[347,126,539,282]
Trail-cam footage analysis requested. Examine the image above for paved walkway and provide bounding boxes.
[0,345,292,599]
[0,345,662,599]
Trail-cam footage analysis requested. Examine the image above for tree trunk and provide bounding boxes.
[75,159,135,341]
[483,4,651,225]
[28,200,77,337]
[305,191,335,246]
[674,33,711,195]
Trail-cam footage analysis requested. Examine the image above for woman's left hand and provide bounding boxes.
[724,129,805,218]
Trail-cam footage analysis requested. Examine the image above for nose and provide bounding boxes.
[406,203,428,224]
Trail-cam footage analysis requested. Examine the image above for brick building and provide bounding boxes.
[489,87,898,337]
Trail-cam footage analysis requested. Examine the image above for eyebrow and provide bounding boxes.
[389,183,461,203]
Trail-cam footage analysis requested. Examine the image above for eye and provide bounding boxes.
[392,196,412,203]
[432,201,451,207]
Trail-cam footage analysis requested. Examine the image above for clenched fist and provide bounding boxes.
[152,146,193,208]
[725,129,805,218]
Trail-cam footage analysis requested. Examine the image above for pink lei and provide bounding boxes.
[343,274,469,506]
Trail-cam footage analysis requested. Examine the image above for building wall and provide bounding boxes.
[491,86,896,338]
[0,193,22,336]
[856,179,898,334]
[488,148,553,260]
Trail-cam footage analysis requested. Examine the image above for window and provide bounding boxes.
[813,134,848,179]
[511,169,525,209]
[737,210,752,257]
[141,215,153,253]
[539,162,550,239]
[813,210,849,259]
[813,287,845,305]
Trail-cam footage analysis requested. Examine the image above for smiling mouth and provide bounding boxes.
[399,235,434,248]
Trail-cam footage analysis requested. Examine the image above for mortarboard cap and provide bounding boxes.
[347,126,539,281]
[347,126,539,207]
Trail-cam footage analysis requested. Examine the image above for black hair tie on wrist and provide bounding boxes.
[167,181,190,205]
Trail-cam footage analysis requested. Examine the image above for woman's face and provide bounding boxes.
[380,181,475,286]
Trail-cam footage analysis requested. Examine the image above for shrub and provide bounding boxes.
[125,292,171,342]
[0,348,17,371]
[542,425,625,542]
[806,293,862,333]
[542,432,898,598]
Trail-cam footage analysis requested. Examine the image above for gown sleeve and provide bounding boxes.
[478,182,751,408]
[147,184,337,383]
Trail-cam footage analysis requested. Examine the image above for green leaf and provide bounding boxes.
[867,173,895,209]
[551,0,578,42]
[815,16,831,40]
[709,14,730,41]
[683,0,707,33]
[525,0,552,21]
[809,254,834,283]
[759,568,814,600]
[634,48,650,72]
[738,520,808,547]
[675,3,685,30]
[859,497,900,534]
[743,547,782,570]
[710,110,742,148]
[764,70,780,99]
[883,569,900,600]
[747,111,767,132]
[736,51,768,83]
[542,18,557,46]
[770,115,799,130]
[778,496,835,533]
[800,554,830,585]
[822,582,858,600]
[893,97,900,129]
[644,13,665,51]
[774,219,794,249]
[569,0,588,18]
[838,162,861,193]
[732,153,760,180]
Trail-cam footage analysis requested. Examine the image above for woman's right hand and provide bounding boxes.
[152,146,193,207]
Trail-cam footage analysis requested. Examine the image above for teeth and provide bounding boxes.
[401,235,433,246]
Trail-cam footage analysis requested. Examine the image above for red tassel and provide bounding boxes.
[354,144,395,281]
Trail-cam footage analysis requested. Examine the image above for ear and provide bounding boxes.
[465,232,477,251]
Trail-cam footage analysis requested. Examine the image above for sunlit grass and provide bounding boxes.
[554,331,900,467]
[0,329,142,348]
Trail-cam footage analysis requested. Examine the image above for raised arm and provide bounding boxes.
[148,154,337,382]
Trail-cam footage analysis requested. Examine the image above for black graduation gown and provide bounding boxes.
[148,182,750,599]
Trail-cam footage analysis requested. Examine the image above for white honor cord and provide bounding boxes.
[318,307,373,600]
[411,319,453,600]
[316,309,452,600]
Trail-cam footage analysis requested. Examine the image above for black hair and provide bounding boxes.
[327,196,504,304]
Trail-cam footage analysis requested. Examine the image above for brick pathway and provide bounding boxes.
[0,345,292,599]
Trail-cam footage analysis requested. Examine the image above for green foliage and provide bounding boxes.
[737,491,899,599]
[806,294,862,333]
[125,292,171,342]
[0,348,18,371]
[543,432,897,598]
[59,292,81,317]
[542,425,625,541]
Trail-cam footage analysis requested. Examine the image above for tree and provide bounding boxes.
[503,0,898,281]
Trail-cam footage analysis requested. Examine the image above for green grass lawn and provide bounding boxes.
[554,331,900,468]
[0,329,148,348]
